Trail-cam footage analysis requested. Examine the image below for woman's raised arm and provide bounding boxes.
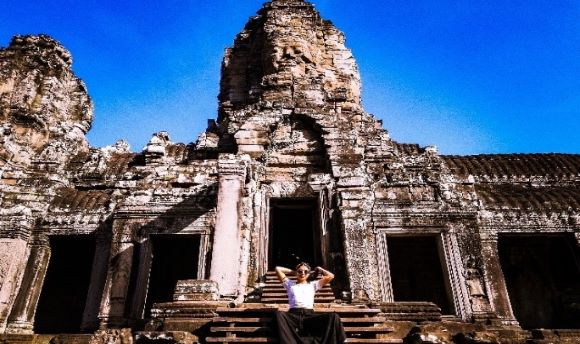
[275,266,293,282]
[314,266,334,287]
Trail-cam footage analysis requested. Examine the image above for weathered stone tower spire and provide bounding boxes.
[0,35,93,166]
[218,0,362,134]
[213,0,394,302]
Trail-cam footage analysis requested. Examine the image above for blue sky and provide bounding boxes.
[1,0,578,155]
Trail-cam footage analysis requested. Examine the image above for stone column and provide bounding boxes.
[479,232,519,326]
[127,239,152,322]
[81,230,112,331]
[0,217,33,332]
[440,230,471,320]
[338,185,380,303]
[5,234,50,334]
[98,220,135,328]
[209,154,246,297]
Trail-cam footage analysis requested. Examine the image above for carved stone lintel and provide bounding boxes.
[0,213,34,241]
[218,154,246,177]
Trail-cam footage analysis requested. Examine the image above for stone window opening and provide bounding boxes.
[142,234,201,318]
[268,198,321,270]
[385,235,455,314]
[377,230,471,318]
[498,233,580,329]
[34,234,96,333]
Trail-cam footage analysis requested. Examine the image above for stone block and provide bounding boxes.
[173,280,219,301]
[136,331,198,344]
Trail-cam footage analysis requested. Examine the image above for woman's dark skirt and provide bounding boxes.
[275,308,346,344]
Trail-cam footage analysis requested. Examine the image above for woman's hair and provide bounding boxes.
[295,262,311,271]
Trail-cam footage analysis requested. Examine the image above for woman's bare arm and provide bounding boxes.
[275,266,293,282]
[315,266,334,287]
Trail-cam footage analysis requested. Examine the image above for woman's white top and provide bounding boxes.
[283,279,321,309]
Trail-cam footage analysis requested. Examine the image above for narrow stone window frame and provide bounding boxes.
[376,227,471,320]
[257,178,332,278]
[496,230,580,329]
[130,231,210,321]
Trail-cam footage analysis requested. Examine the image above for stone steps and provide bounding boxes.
[261,289,335,295]
[207,337,403,343]
[206,338,276,343]
[210,326,395,334]
[203,301,402,344]
[0,334,93,344]
[212,316,388,323]
[203,270,403,342]
[261,271,335,303]
[260,296,336,303]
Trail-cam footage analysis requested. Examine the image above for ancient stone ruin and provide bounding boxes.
[1,0,579,343]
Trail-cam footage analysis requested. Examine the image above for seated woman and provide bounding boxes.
[274,263,346,344]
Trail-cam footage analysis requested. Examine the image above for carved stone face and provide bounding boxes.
[218,0,363,127]
[268,37,315,72]
[0,35,93,164]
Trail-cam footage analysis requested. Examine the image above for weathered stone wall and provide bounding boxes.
[0,35,222,331]
[0,0,579,338]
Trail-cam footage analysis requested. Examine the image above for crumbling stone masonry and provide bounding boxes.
[0,0,579,343]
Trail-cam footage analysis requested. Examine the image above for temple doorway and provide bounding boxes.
[498,234,580,329]
[387,236,453,314]
[144,235,200,317]
[269,198,320,269]
[35,235,96,333]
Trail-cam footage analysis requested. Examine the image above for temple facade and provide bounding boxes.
[0,1,579,343]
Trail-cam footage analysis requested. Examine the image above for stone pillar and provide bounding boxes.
[127,239,152,322]
[81,231,112,331]
[98,221,135,328]
[480,233,519,326]
[209,154,246,297]
[0,217,33,332]
[5,235,50,334]
[338,185,380,303]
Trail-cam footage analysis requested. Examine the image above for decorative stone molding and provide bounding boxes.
[173,280,219,302]
[218,154,247,178]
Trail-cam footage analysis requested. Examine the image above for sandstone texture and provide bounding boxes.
[0,0,579,343]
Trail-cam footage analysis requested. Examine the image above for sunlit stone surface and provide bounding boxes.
[0,1,579,343]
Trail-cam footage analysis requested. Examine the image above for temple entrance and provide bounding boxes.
[269,198,320,269]
[144,235,200,317]
[498,234,580,329]
[35,235,96,333]
[387,236,453,314]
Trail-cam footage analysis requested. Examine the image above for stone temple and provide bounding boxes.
[0,0,579,343]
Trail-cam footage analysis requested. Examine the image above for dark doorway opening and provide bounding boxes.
[498,234,580,329]
[387,236,453,314]
[269,198,319,269]
[35,235,96,333]
[144,235,200,317]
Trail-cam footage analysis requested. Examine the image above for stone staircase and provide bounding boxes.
[0,334,93,344]
[205,304,402,343]
[260,271,335,304]
[204,271,402,343]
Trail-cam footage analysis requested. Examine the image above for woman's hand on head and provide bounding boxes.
[314,266,335,286]
[275,266,292,282]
